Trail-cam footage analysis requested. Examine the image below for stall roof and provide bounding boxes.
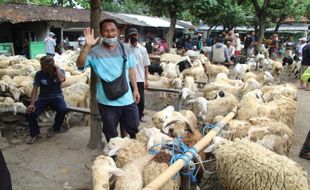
[199,23,309,32]
[112,13,185,29]
[0,3,189,30]
[0,3,127,24]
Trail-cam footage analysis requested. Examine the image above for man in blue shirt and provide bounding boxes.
[26,56,67,144]
[76,19,140,142]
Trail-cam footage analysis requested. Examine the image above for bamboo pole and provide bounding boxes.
[143,106,238,190]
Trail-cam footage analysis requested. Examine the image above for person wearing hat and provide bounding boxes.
[44,32,57,57]
[26,56,67,144]
[119,34,125,43]
[76,19,140,142]
[235,33,241,56]
[197,33,203,51]
[297,37,307,56]
[127,27,150,122]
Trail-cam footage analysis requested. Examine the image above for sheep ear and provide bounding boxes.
[108,148,118,156]
[112,168,124,176]
[204,144,215,153]
[147,137,155,150]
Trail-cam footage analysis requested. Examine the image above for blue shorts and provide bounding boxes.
[98,103,139,142]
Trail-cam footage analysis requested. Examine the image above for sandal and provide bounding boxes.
[46,129,55,138]
[26,135,41,144]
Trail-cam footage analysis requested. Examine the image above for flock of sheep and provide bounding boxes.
[0,50,90,124]
[92,51,308,190]
[0,48,308,189]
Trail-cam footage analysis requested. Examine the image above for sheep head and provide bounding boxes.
[0,81,8,92]
[103,137,133,156]
[92,155,124,190]
[152,106,175,128]
[181,87,194,100]
[162,120,193,138]
[261,71,274,84]
[8,85,25,101]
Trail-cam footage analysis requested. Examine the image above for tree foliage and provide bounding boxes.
[192,0,248,30]
[133,0,190,49]
[268,0,305,33]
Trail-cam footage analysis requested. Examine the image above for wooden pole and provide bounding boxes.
[143,106,238,190]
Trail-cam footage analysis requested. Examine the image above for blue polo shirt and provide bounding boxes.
[83,43,137,106]
[34,69,65,99]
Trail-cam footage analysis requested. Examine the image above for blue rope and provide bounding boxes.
[168,137,199,182]
[202,124,218,135]
[148,143,163,155]
[147,137,200,183]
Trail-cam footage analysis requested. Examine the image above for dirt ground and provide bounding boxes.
[1,78,309,190]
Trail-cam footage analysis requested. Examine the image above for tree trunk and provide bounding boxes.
[88,0,104,150]
[273,15,286,34]
[256,17,265,53]
[167,11,177,52]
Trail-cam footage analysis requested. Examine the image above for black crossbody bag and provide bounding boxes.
[101,42,129,100]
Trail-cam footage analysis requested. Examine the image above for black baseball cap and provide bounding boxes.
[128,28,138,36]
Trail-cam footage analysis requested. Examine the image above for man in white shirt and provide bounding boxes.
[127,28,151,122]
[298,38,307,56]
[44,32,56,56]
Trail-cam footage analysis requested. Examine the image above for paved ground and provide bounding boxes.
[0,80,309,190]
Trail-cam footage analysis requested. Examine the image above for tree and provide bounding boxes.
[87,0,104,150]
[268,0,305,34]
[251,0,271,50]
[133,0,190,50]
[192,0,247,32]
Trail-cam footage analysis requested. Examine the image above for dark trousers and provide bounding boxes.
[26,97,67,137]
[0,150,12,190]
[46,53,55,57]
[98,103,139,142]
[301,130,310,152]
[137,82,145,120]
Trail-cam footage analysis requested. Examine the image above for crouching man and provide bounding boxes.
[26,56,67,144]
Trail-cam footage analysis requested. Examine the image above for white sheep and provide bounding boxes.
[63,82,89,108]
[115,155,153,190]
[180,59,205,81]
[135,127,173,151]
[272,61,283,84]
[236,90,296,129]
[160,53,183,64]
[92,155,124,190]
[243,71,274,85]
[204,61,229,82]
[61,68,90,87]
[261,83,297,102]
[234,63,250,79]
[171,78,183,89]
[184,76,198,94]
[206,138,309,190]
[203,78,261,100]
[103,137,147,168]
[151,106,197,130]
[222,117,294,155]
[161,62,180,78]
[143,152,180,190]
[189,91,238,123]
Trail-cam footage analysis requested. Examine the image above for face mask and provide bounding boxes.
[130,37,138,45]
[79,41,85,46]
[102,36,118,46]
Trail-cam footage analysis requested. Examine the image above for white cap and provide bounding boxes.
[48,32,55,37]
[299,37,307,41]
